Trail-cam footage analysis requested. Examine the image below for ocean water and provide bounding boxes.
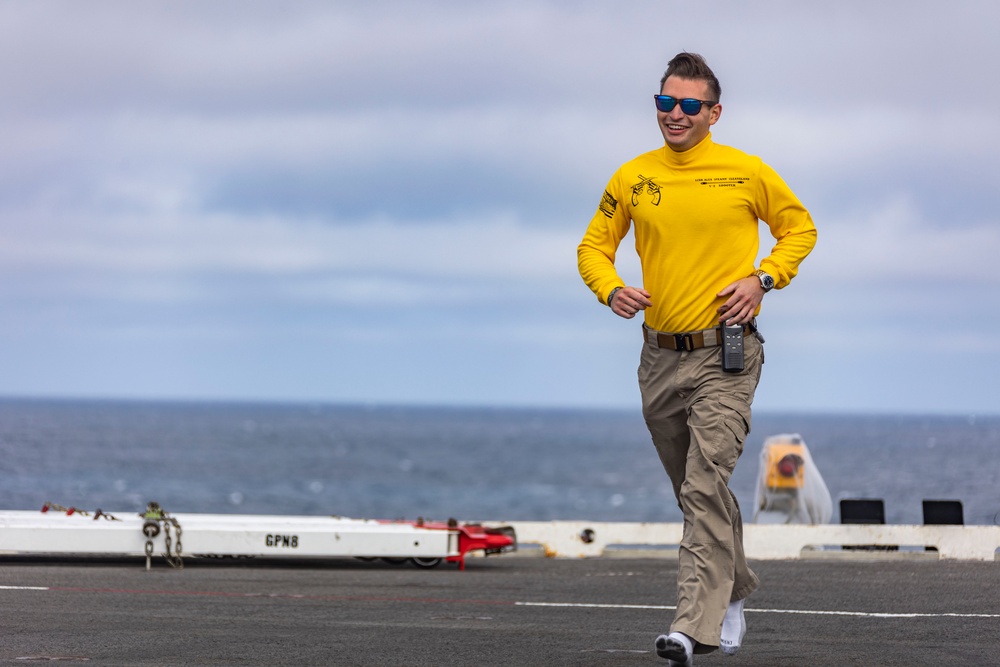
[1,398,997,526]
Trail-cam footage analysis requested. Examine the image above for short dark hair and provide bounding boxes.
[659,52,721,102]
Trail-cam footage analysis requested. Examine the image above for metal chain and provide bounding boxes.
[141,502,184,570]
[161,518,184,569]
[42,502,120,521]
[173,520,183,560]
[42,500,180,569]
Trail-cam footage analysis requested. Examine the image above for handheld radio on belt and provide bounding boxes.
[721,323,745,373]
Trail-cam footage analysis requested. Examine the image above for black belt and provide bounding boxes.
[643,322,753,351]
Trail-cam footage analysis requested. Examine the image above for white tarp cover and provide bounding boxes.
[753,433,832,525]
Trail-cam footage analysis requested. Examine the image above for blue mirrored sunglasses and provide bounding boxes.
[653,95,717,115]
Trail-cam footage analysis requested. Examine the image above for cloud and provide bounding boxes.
[802,195,1000,285]
[1,203,584,303]
[1,0,999,411]
[0,2,636,116]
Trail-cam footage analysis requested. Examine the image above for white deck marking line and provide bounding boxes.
[3,586,995,619]
[514,601,1000,619]
[749,608,1000,619]
[517,602,677,611]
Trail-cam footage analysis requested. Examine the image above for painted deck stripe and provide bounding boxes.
[3,585,997,619]
[517,601,677,611]
[1,584,515,606]
[515,601,1000,619]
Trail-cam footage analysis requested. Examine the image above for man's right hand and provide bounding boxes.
[610,286,652,319]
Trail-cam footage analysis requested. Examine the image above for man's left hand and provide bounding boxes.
[716,277,764,325]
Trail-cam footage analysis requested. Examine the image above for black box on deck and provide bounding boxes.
[839,499,894,551]
[922,499,963,525]
[839,498,885,524]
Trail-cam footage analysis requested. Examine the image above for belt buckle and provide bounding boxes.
[674,333,695,351]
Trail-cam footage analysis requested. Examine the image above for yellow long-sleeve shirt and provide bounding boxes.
[578,133,817,333]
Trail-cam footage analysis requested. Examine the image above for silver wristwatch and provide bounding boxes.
[753,270,774,292]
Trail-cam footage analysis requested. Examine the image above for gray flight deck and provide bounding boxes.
[1,554,998,666]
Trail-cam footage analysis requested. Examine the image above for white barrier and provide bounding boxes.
[483,521,1000,562]
[4,512,998,563]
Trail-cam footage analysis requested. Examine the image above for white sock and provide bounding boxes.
[720,598,746,656]
[655,632,693,665]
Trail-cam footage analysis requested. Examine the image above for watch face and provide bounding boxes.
[762,275,774,289]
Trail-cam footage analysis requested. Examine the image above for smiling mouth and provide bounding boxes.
[666,124,688,131]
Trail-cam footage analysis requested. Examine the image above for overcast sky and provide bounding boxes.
[1,1,997,415]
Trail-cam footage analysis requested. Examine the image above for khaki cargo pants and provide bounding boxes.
[638,330,763,649]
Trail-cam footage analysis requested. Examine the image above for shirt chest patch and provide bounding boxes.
[598,190,618,218]
[695,175,750,189]
[630,175,661,206]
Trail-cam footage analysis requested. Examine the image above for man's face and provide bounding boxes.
[657,76,721,153]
